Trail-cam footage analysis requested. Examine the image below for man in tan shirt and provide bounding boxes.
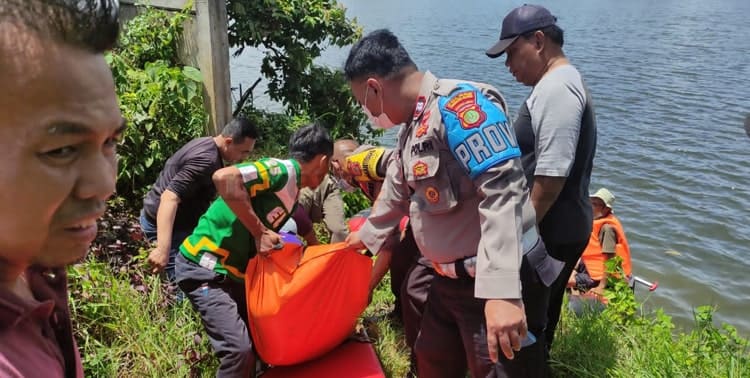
[295,174,348,243]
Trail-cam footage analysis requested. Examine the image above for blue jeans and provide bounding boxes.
[139,209,190,283]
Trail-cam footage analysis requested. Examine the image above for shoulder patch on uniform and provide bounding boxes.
[413,96,427,121]
[415,110,431,138]
[442,90,486,129]
[238,163,259,183]
[438,83,520,179]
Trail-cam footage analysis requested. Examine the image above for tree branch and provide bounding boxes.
[233,77,263,117]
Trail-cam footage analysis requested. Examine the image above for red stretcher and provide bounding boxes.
[262,340,385,378]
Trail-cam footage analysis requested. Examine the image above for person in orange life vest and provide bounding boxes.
[568,188,632,296]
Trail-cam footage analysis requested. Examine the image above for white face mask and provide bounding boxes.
[363,85,397,129]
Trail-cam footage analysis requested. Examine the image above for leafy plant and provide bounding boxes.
[601,256,640,325]
[89,196,149,270]
[241,107,313,159]
[116,4,189,68]
[227,0,370,141]
[552,257,750,378]
[108,6,208,209]
[68,258,217,376]
[342,190,371,218]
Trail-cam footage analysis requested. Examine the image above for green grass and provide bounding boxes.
[360,273,411,377]
[69,254,749,377]
[69,259,218,377]
[550,306,750,377]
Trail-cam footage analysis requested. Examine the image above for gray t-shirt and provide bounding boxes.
[513,64,597,244]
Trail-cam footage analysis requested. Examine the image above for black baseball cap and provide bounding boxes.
[486,4,557,58]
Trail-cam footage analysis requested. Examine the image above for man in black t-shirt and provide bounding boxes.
[140,117,259,282]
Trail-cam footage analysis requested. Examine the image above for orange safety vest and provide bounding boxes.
[581,214,632,281]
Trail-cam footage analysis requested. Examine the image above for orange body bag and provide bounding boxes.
[245,239,372,366]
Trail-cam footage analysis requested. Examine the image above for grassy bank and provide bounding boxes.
[70,202,749,377]
[551,305,749,377]
[69,253,749,377]
[69,260,217,377]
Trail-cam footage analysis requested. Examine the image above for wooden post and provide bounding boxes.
[194,0,231,135]
[119,0,231,135]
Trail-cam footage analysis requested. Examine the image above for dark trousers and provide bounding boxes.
[414,240,551,378]
[175,253,255,378]
[390,226,421,321]
[401,257,434,375]
[543,240,588,350]
[572,261,599,291]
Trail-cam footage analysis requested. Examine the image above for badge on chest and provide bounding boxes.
[410,140,434,156]
[414,110,431,138]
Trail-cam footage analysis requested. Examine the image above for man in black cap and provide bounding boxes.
[486,4,598,352]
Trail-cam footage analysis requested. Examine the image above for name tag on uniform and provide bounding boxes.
[199,253,218,270]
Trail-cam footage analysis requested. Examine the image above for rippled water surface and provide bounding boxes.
[231,0,750,334]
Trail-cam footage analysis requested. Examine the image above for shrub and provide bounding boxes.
[109,6,208,209]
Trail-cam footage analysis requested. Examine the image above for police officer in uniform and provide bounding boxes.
[344,29,563,377]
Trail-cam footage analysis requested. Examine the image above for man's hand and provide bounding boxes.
[256,229,282,256]
[147,246,169,274]
[485,298,527,362]
[345,231,365,250]
[567,271,577,288]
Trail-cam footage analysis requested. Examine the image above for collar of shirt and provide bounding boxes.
[413,71,439,122]
[0,266,66,330]
[0,266,83,377]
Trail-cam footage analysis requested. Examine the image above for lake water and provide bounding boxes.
[231,0,750,334]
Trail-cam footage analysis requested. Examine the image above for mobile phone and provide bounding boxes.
[521,331,537,348]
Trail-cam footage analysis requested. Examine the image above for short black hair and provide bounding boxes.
[288,123,333,163]
[221,117,259,143]
[0,0,120,53]
[522,25,564,47]
[344,29,417,82]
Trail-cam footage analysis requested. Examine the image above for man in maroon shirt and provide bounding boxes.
[0,1,122,377]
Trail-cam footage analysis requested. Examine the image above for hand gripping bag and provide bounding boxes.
[245,234,372,366]
[347,207,408,234]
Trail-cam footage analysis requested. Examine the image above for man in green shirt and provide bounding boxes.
[175,123,333,378]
